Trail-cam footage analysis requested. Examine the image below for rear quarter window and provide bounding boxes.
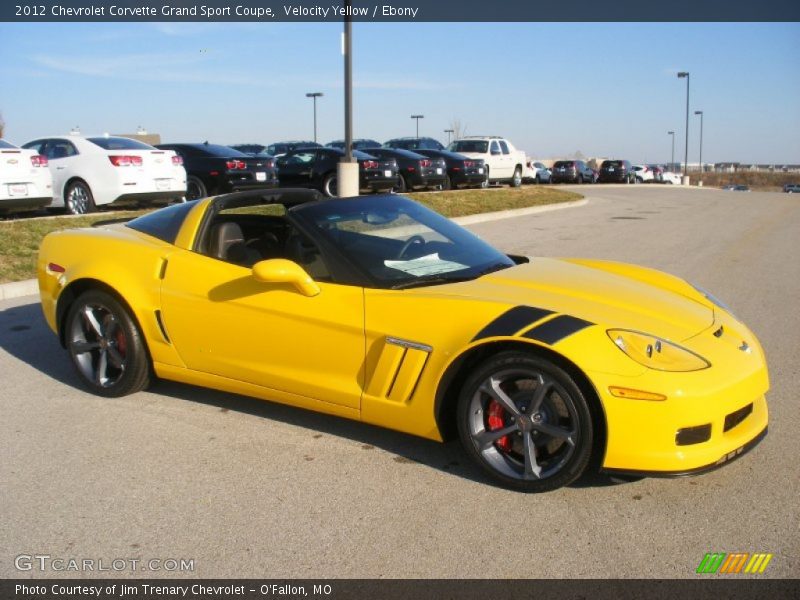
[88,137,155,150]
[126,201,198,244]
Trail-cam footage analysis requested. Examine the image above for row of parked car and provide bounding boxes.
[546,159,682,185]
[0,132,683,216]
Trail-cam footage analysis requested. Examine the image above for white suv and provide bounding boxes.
[22,135,186,214]
[448,136,526,187]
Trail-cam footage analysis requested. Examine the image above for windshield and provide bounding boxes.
[448,140,489,153]
[292,195,514,289]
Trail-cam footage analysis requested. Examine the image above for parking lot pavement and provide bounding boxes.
[1,185,798,579]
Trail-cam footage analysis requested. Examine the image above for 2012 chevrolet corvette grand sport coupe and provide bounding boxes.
[37,190,769,492]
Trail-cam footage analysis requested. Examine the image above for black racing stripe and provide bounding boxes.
[521,315,593,345]
[472,306,554,341]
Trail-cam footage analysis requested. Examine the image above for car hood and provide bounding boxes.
[416,258,715,342]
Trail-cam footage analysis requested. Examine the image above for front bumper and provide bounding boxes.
[602,425,767,478]
[590,327,769,474]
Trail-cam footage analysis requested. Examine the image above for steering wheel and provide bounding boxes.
[397,235,426,259]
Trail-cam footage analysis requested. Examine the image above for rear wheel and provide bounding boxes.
[65,290,151,398]
[64,180,96,215]
[186,176,207,201]
[323,172,338,197]
[457,351,594,492]
[443,175,453,191]
[393,174,408,193]
[510,167,523,188]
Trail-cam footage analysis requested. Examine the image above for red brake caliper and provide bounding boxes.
[487,400,512,452]
[115,329,127,357]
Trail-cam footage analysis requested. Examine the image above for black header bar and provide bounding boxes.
[3,0,800,22]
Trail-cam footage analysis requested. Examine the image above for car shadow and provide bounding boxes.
[1,299,632,492]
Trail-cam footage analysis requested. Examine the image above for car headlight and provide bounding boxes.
[607,329,710,372]
[692,284,733,315]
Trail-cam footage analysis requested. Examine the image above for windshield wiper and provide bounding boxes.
[475,262,513,276]
[390,262,512,290]
[390,275,474,290]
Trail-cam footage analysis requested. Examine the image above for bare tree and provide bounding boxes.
[450,118,467,140]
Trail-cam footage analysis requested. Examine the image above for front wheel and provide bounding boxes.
[64,180,96,215]
[457,352,594,492]
[65,290,151,398]
[510,167,522,188]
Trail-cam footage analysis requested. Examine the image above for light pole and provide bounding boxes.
[694,110,704,174]
[305,92,323,143]
[337,0,359,197]
[444,129,454,144]
[668,131,675,171]
[411,115,424,138]
[677,72,690,176]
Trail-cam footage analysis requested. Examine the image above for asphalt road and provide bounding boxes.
[1,185,798,579]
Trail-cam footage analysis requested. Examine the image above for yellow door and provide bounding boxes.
[159,248,365,410]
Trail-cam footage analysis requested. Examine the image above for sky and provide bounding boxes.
[0,21,798,164]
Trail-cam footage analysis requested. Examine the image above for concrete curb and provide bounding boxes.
[0,278,38,302]
[453,197,588,226]
[0,197,589,303]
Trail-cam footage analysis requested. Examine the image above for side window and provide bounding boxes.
[490,141,500,155]
[22,139,46,154]
[46,140,78,160]
[499,141,510,155]
[284,227,330,281]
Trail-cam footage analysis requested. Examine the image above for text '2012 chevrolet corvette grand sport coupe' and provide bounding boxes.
[38,189,768,491]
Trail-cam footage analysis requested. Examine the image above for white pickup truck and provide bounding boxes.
[447,136,526,187]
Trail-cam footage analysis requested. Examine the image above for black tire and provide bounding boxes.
[456,351,594,492]
[535,174,541,184]
[186,176,208,201]
[443,175,452,191]
[636,176,644,184]
[393,174,408,194]
[510,167,523,188]
[64,290,151,398]
[323,172,338,197]
[64,180,96,215]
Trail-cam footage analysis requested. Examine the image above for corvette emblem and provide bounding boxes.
[739,341,751,354]
[7,159,18,165]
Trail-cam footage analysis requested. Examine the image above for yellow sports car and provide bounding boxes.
[37,189,769,492]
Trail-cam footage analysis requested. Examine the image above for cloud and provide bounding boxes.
[30,52,271,87]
